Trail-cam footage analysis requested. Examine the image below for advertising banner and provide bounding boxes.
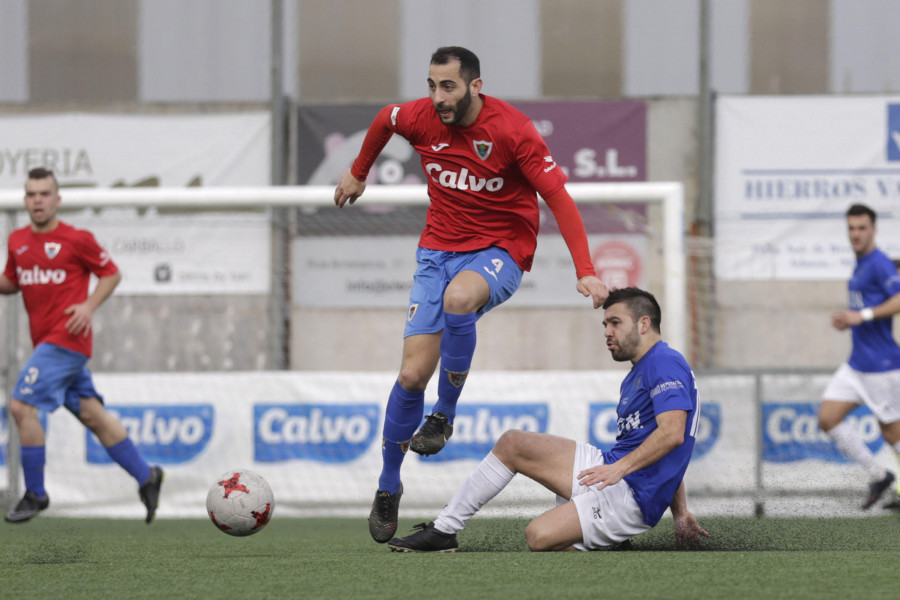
[760,373,894,491]
[0,209,271,295]
[296,101,645,186]
[715,96,900,280]
[0,112,271,189]
[0,370,770,519]
[295,100,648,307]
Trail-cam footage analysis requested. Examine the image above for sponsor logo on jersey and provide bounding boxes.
[542,156,558,173]
[16,266,66,285]
[254,403,380,463]
[424,163,504,192]
[15,245,28,255]
[390,106,400,127]
[762,402,882,462]
[431,143,450,152]
[419,403,548,462]
[473,140,493,161]
[588,401,718,459]
[87,405,214,464]
[44,242,61,259]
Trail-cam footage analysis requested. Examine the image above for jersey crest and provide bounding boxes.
[473,140,493,161]
[44,242,61,259]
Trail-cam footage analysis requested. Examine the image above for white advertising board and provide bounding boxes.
[0,112,270,189]
[715,96,900,280]
[292,234,647,308]
[0,371,767,520]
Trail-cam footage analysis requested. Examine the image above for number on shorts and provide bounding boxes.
[483,257,504,280]
[24,366,39,385]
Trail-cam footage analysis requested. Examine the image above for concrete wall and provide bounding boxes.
[1,0,891,373]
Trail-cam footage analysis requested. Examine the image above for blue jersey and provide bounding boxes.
[847,248,900,372]
[602,341,698,526]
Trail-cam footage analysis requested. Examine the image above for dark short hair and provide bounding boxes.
[430,46,481,84]
[602,287,662,333]
[846,203,876,224]
[27,167,58,191]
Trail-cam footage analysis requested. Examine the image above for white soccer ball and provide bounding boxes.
[206,469,275,537]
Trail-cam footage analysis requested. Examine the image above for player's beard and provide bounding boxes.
[608,327,641,362]
[438,87,473,126]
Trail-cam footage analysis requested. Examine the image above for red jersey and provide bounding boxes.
[4,221,118,357]
[353,95,574,272]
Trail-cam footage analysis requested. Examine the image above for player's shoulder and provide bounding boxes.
[395,97,435,120]
[480,95,532,126]
[644,342,693,378]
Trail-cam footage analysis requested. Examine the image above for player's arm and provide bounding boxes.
[669,480,710,549]
[64,271,121,337]
[0,273,19,295]
[833,290,900,330]
[334,105,397,208]
[577,409,687,490]
[542,188,608,308]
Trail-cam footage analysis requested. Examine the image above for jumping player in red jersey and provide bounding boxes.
[1,167,163,524]
[334,46,609,543]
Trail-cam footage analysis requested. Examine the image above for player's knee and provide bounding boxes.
[396,369,429,392]
[442,281,484,314]
[492,429,521,455]
[817,412,837,432]
[8,399,36,424]
[77,398,106,431]
[524,522,554,552]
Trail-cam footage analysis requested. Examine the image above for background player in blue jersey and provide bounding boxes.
[387,287,709,552]
[818,204,900,509]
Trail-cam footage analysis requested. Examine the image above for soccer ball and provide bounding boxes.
[206,469,275,536]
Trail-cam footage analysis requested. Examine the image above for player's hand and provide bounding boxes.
[576,462,625,491]
[334,170,366,208]
[577,275,608,309]
[831,309,860,331]
[63,302,95,337]
[673,511,710,549]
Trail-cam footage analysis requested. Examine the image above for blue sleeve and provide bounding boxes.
[648,356,695,415]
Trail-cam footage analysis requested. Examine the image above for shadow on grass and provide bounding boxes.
[451,515,900,553]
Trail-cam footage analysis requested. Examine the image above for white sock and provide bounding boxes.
[827,421,885,480]
[434,451,514,534]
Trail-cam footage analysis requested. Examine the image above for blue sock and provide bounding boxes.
[105,438,152,485]
[21,446,47,498]
[378,381,424,494]
[433,312,477,423]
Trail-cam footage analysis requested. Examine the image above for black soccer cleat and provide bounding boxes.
[139,466,164,524]
[882,493,900,510]
[369,484,403,543]
[5,491,50,523]
[409,412,454,456]
[863,471,895,510]
[388,521,459,553]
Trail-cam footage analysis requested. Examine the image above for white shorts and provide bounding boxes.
[557,441,650,551]
[823,363,900,423]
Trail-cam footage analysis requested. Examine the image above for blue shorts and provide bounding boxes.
[13,343,103,417]
[405,246,523,337]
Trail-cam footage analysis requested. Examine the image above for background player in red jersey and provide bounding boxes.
[334,46,609,543]
[0,168,163,523]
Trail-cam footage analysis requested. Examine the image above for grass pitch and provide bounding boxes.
[2,515,899,600]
